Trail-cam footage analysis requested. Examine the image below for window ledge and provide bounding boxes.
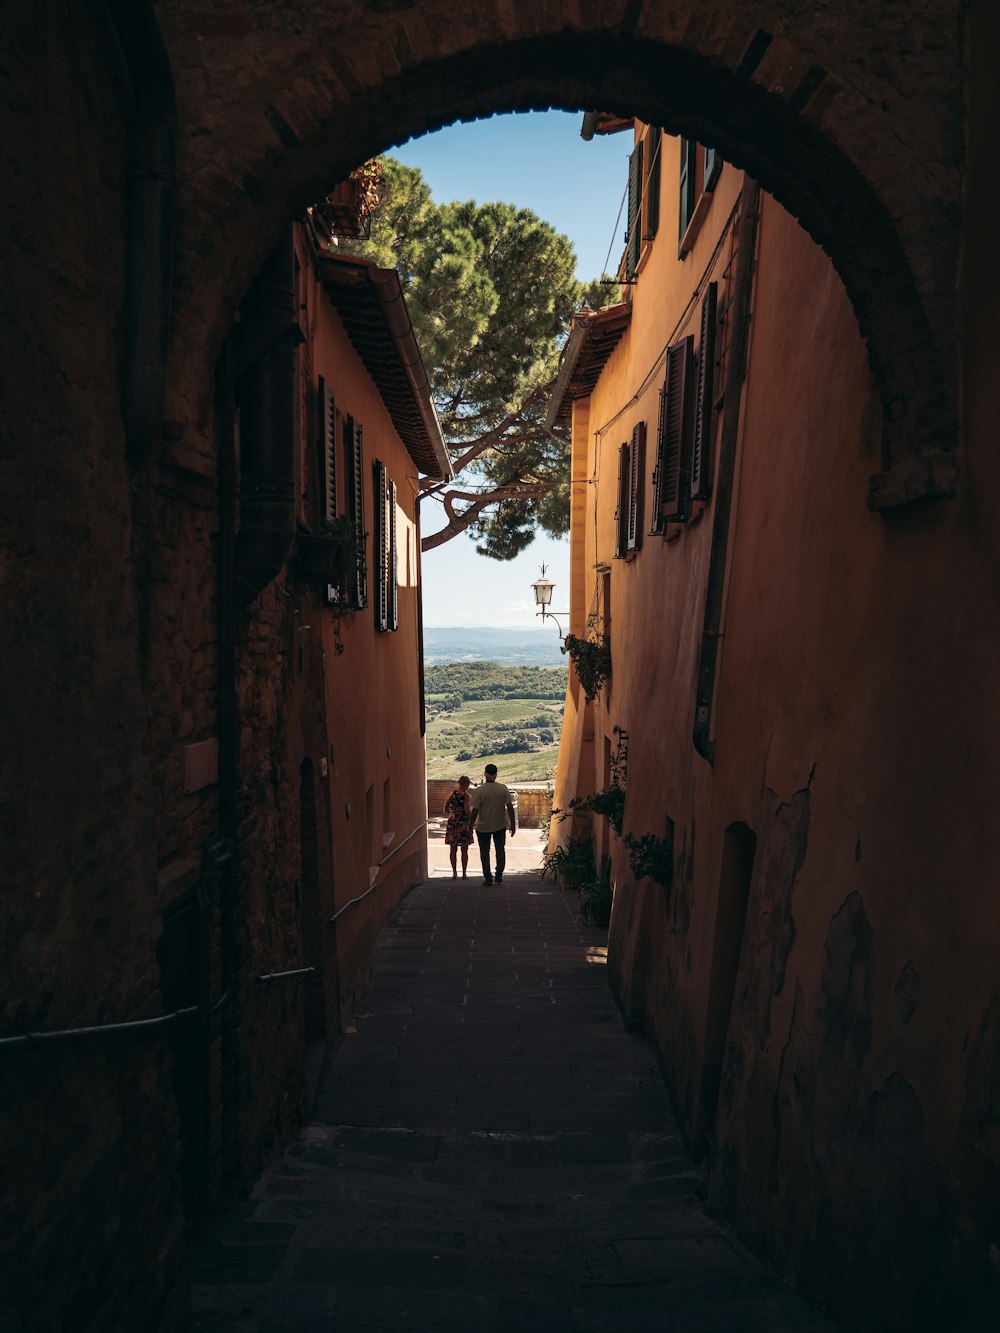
[679,189,714,260]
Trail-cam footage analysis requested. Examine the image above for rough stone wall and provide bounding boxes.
[0,6,191,1330]
[157,0,965,505]
[427,779,551,828]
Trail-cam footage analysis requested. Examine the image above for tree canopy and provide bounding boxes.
[343,158,616,558]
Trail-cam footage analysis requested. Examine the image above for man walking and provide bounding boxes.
[468,764,516,886]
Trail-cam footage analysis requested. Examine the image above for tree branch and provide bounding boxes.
[421,480,555,552]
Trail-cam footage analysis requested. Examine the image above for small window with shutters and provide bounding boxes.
[317,376,337,523]
[614,440,630,558]
[626,420,645,552]
[344,415,367,608]
[691,283,718,501]
[651,336,694,528]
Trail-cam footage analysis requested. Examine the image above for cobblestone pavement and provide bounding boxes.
[191,865,837,1332]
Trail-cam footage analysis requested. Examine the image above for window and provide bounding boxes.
[614,440,630,558]
[691,283,718,501]
[680,140,723,259]
[625,127,663,279]
[344,415,367,608]
[317,376,336,522]
[626,421,645,552]
[678,139,697,252]
[651,336,694,527]
[704,144,722,192]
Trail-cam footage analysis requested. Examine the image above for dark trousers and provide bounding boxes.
[476,828,506,880]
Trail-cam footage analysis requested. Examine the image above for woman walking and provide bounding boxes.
[443,775,472,879]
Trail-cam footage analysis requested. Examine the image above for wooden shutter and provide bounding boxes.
[645,128,661,240]
[388,479,398,631]
[650,384,668,535]
[373,460,387,631]
[318,377,336,522]
[626,420,645,552]
[691,283,718,501]
[614,441,630,558]
[345,415,367,608]
[656,337,694,524]
[678,139,697,251]
[625,140,643,280]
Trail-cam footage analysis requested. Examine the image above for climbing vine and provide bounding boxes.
[563,633,611,701]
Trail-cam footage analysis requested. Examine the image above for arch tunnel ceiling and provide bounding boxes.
[162,0,964,501]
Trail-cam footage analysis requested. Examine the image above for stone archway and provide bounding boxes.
[161,0,965,504]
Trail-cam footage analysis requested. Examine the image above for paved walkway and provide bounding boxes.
[191,843,836,1332]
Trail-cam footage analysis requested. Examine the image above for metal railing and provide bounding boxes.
[255,966,315,991]
[330,818,427,924]
[0,991,230,1051]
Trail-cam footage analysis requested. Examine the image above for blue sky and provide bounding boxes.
[387,111,630,627]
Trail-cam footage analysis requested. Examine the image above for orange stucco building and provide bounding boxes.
[549,120,999,1327]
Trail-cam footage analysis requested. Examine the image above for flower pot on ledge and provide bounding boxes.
[294,531,353,586]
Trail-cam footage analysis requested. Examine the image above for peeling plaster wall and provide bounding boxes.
[555,146,1000,1325]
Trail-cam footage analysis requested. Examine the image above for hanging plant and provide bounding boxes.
[563,633,611,701]
[624,831,674,887]
[553,784,625,835]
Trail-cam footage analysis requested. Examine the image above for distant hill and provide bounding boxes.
[423,626,567,667]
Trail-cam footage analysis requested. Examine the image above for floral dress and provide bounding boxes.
[444,789,472,846]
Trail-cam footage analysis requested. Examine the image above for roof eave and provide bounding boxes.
[315,252,453,481]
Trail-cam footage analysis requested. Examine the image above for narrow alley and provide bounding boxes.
[190,832,835,1333]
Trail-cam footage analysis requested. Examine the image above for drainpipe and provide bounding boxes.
[106,0,175,455]
[214,331,241,1184]
[693,180,761,762]
[234,226,303,603]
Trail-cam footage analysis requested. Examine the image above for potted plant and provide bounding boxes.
[579,855,613,926]
[542,835,595,890]
[295,516,356,589]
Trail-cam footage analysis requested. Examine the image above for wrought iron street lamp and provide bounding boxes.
[531,564,570,643]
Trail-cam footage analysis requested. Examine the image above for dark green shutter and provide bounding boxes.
[373,459,388,632]
[651,384,668,534]
[389,479,398,631]
[691,283,718,500]
[627,420,645,552]
[345,415,367,608]
[657,337,694,523]
[318,376,336,522]
[625,141,643,279]
[615,441,630,557]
